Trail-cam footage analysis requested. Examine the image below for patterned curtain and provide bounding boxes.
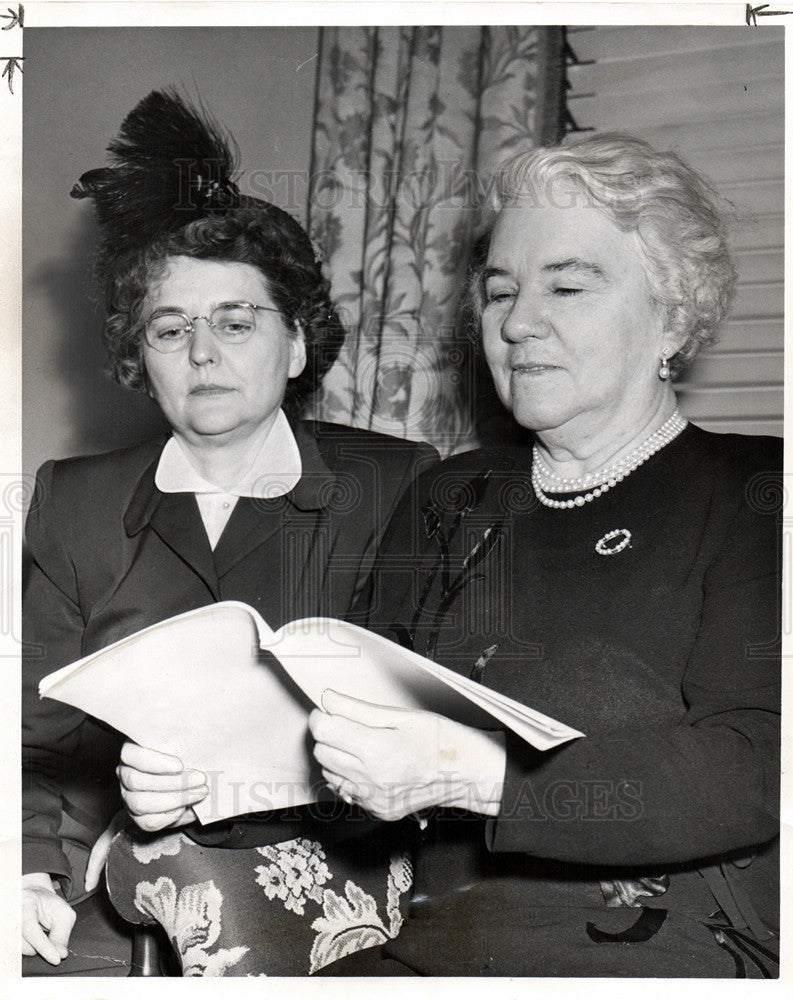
[306,26,564,456]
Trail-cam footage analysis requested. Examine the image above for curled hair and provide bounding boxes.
[102,199,344,414]
[466,133,737,376]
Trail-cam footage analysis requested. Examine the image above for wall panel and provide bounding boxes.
[567,25,784,437]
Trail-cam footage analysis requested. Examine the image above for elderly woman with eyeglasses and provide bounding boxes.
[311,134,781,978]
[21,91,435,976]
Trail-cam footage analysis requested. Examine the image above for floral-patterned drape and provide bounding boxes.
[306,26,563,456]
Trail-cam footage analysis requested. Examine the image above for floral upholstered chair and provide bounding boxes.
[106,821,414,977]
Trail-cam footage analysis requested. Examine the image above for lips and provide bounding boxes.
[512,364,561,373]
[189,384,234,395]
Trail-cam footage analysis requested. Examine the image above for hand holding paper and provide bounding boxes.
[40,601,583,823]
[117,741,207,832]
[310,690,507,821]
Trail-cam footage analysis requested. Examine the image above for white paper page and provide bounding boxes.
[384,639,584,739]
[41,603,319,822]
[420,668,583,751]
[441,669,581,735]
[268,618,583,750]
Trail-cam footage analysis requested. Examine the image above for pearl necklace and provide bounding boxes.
[531,410,687,510]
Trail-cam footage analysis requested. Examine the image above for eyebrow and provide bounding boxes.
[482,260,607,283]
[543,259,607,280]
[146,301,249,317]
[481,267,511,283]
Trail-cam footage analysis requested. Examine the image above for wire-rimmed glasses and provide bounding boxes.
[143,302,282,353]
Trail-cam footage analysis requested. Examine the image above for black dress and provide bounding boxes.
[326,424,781,977]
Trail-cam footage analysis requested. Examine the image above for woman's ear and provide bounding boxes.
[657,305,688,360]
[289,319,308,379]
[660,334,687,363]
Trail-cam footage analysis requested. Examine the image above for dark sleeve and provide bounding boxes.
[22,462,89,887]
[488,461,781,867]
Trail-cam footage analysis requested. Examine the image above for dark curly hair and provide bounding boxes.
[102,197,345,415]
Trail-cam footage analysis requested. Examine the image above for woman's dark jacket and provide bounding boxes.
[22,420,437,897]
[354,424,781,976]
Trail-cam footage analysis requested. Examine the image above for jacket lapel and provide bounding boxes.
[124,457,221,599]
[211,494,295,579]
[122,422,339,613]
[212,422,339,618]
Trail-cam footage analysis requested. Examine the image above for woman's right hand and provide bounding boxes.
[21,873,76,964]
[118,741,208,832]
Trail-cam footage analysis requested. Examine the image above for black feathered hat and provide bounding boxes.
[71,89,243,260]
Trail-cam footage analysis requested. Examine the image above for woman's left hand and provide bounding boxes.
[309,690,506,821]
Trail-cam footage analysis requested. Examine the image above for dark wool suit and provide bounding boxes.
[323,425,781,977]
[22,420,437,899]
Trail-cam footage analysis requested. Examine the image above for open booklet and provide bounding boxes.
[40,601,584,823]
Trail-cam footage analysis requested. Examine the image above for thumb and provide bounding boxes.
[84,835,110,892]
[321,689,406,728]
[85,811,124,891]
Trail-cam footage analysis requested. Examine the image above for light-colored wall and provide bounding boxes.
[567,25,784,437]
[23,26,319,479]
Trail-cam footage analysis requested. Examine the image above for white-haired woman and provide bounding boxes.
[311,134,781,977]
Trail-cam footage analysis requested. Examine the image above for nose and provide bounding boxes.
[187,317,218,366]
[501,290,549,343]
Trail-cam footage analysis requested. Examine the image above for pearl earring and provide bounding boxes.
[658,354,670,381]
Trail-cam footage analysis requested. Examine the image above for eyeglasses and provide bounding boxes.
[143,302,282,354]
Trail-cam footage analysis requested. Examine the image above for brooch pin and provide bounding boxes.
[595,528,632,556]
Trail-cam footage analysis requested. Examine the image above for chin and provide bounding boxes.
[188,419,241,438]
[507,399,568,433]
